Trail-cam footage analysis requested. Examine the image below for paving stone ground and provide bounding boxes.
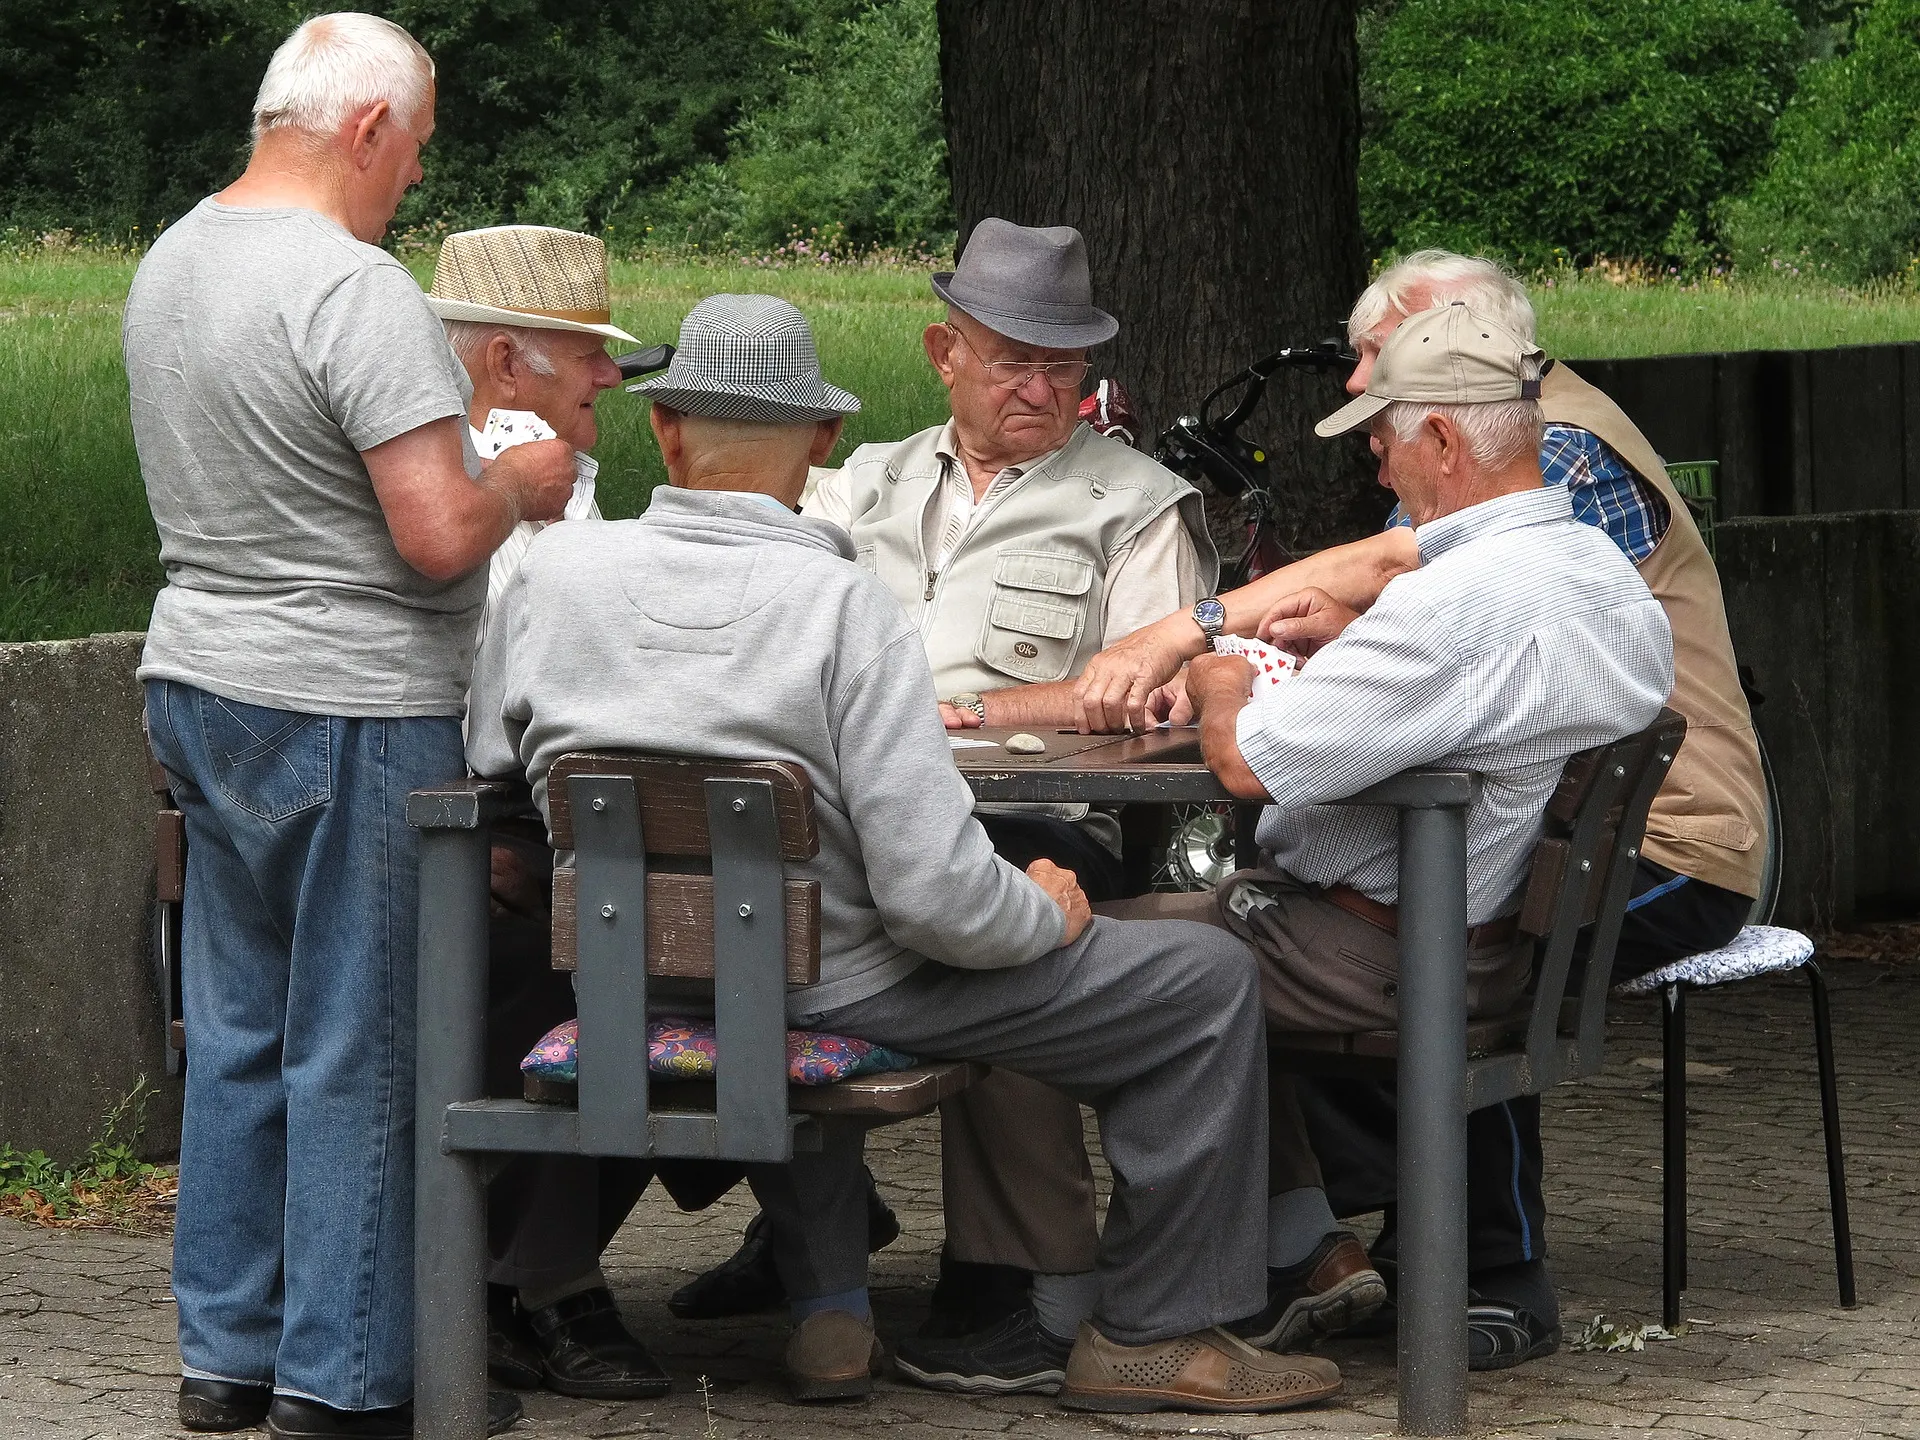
[4,948,1917,1439]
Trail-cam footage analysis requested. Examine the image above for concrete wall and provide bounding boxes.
[1718,512,1920,930]
[0,633,182,1164]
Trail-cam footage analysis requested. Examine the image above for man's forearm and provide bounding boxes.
[979,680,1082,727]
[1218,529,1417,636]
[1198,701,1270,801]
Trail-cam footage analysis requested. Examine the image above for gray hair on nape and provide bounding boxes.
[251,13,435,147]
[442,321,557,378]
[1349,250,1538,346]
[1380,398,1544,468]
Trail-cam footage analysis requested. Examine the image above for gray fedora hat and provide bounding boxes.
[932,218,1119,349]
[631,293,861,423]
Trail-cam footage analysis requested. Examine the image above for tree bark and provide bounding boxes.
[936,0,1379,552]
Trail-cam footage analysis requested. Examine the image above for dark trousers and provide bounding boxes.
[1297,858,1753,1272]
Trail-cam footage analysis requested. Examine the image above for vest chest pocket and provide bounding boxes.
[977,549,1095,683]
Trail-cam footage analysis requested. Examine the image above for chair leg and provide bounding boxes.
[1662,982,1687,1330]
[1805,959,1858,1308]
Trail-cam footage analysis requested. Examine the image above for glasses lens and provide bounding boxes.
[987,359,1090,389]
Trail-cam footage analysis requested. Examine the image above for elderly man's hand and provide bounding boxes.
[486,437,577,523]
[939,701,983,730]
[1146,668,1194,726]
[1259,587,1359,661]
[490,842,546,919]
[1026,858,1092,946]
[1184,653,1256,725]
[1073,617,1194,734]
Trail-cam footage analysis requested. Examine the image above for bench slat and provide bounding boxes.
[548,755,817,858]
[551,868,820,984]
[524,1061,987,1120]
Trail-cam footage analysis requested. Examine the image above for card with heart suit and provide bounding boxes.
[1212,634,1300,697]
[479,408,598,519]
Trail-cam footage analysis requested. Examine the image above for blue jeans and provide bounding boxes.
[145,680,464,1410]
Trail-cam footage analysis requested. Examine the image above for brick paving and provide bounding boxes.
[3,948,1916,1438]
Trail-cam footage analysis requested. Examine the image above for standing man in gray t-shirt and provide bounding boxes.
[125,15,572,1438]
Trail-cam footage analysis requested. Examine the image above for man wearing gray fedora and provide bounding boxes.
[467,292,1341,1416]
[678,219,1222,1391]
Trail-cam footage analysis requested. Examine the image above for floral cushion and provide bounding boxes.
[520,1017,919,1087]
[1614,924,1814,996]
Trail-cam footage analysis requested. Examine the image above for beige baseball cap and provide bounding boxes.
[1315,301,1545,438]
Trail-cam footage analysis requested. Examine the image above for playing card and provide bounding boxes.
[477,407,557,459]
[1212,634,1300,697]
[567,451,598,521]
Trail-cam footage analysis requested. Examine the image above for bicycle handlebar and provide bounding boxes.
[614,343,676,381]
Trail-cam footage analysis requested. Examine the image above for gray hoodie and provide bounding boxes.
[466,486,1067,1017]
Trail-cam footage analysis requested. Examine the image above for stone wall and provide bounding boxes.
[0,633,182,1164]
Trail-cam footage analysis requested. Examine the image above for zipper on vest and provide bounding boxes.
[924,569,938,602]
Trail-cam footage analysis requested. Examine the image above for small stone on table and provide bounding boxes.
[1005,732,1047,755]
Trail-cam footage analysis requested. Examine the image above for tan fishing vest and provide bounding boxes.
[836,421,1218,696]
[1542,364,1768,897]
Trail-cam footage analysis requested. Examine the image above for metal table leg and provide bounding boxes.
[1394,803,1471,1435]
[414,825,492,1440]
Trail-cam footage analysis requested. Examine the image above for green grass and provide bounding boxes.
[6,249,1920,642]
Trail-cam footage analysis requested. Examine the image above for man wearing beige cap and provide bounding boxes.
[1098,301,1674,1359]
[124,15,571,1437]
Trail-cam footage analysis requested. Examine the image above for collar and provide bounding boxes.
[1413,484,1575,565]
[643,484,856,560]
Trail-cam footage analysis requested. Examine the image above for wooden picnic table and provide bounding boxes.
[952,723,1482,1437]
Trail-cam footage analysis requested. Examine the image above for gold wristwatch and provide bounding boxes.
[947,692,988,724]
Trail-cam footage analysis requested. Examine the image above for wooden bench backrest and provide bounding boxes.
[547,753,821,986]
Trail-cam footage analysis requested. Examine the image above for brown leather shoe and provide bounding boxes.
[1058,1323,1341,1414]
[1231,1230,1389,1352]
[784,1310,884,1402]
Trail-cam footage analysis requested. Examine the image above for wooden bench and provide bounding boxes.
[407,752,986,1438]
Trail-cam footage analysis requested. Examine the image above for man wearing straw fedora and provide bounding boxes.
[426,224,707,1404]
[674,218,1220,1391]
[468,292,1341,1414]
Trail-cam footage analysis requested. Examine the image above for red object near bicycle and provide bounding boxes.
[1079,378,1140,448]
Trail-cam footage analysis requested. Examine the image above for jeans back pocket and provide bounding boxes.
[197,693,334,822]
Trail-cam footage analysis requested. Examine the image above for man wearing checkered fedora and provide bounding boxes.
[467,293,1342,1416]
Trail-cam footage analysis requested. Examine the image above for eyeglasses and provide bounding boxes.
[946,326,1091,390]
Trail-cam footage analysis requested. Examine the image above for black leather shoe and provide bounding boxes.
[526,1287,672,1400]
[179,1377,273,1432]
[671,1169,901,1321]
[487,1284,545,1391]
[263,1391,522,1437]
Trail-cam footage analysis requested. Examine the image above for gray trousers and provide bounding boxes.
[793,914,1270,1345]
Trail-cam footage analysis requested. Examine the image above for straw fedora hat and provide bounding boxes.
[426,225,639,344]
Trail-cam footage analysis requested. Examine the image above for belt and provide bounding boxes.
[1323,884,1520,949]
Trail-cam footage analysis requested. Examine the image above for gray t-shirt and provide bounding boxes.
[125,199,483,716]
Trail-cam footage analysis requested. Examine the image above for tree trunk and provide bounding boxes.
[936,0,1379,552]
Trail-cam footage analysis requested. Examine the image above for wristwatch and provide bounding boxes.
[1191,597,1227,645]
[947,692,988,724]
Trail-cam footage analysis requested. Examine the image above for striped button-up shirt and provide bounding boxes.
[1238,486,1674,925]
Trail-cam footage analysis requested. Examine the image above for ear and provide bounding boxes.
[809,417,845,465]
[649,405,683,472]
[1425,411,1461,474]
[346,99,392,171]
[923,322,958,389]
[484,333,519,402]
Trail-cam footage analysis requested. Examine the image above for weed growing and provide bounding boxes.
[0,1076,178,1233]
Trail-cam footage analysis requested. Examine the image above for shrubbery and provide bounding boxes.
[1360,0,1801,267]
[1720,0,1920,280]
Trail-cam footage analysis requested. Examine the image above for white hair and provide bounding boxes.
[1350,250,1537,346]
[1380,398,1544,469]
[442,321,556,378]
[252,13,435,145]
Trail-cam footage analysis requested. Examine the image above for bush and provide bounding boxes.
[1360,0,1801,267]
[1721,0,1920,281]
[643,0,952,254]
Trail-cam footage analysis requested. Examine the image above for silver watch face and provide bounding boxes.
[1194,598,1226,635]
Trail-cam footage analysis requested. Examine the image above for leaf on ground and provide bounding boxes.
[1569,1313,1688,1352]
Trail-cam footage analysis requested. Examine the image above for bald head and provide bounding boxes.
[649,406,843,509]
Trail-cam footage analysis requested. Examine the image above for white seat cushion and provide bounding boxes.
[1615,924,1814,996]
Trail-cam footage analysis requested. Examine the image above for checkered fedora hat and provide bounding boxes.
[632,294,860,423]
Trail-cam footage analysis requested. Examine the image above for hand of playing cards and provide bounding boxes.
[1212,634,1300,697]
[479,409,597,521]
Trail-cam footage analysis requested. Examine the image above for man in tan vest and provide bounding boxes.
[1074,249,1767,1368]
[671,219,1224,1392]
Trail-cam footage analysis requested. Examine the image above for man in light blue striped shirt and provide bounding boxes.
[1112,301,1673,1365]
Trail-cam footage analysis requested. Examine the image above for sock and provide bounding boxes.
[519,1265,607,1315]
[1267,1187,1340,1270]
[791,1286,871,1324]
[1029,1271,1100,1341]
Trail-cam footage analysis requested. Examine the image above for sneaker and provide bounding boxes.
[1230,1230,1388,1351]
[785,1310,884,1402]
[1467,1294,1561,1371]
[1058,1323,1341,1415]
[178,1377,272,1432]
[917,1247,1032,1339]
[894,1307,1073,1395]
